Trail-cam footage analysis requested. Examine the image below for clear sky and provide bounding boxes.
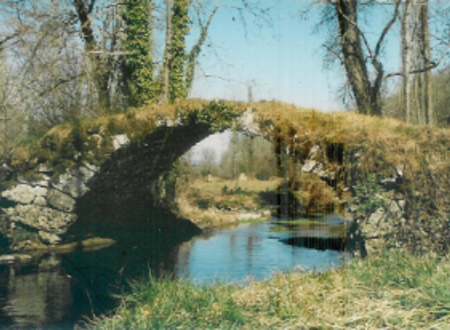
[189,0,346,112]
[187,0,416,112]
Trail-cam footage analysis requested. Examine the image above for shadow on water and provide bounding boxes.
[0,208,365,329]
[0,202,201,329]
[274,215,367,257]
[280,236,346,251]
[61,203,201,324]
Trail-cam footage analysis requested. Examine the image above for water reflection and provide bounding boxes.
[175,221,350,283]
[0,254,76,329]
[0,219,351,329]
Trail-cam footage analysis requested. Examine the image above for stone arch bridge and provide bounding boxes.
[1,100,449,254]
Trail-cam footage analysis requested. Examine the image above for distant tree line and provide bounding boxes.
[178,132,278,181]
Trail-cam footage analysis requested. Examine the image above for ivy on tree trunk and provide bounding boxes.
[124,0,155,107]
[168,0,190,103]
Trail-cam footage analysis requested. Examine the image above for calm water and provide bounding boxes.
[176,221,349,283]
[0,219,350,329]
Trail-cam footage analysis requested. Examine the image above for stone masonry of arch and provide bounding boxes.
[0,100,449,254]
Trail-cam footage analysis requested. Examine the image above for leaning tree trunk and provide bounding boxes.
[335,0,374,115]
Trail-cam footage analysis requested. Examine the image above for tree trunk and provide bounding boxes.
[160,0,172,104]
[168,0,190,102]
[335,0,373,115]
[73,0,111,112]
[420,0,433,125]
[401,0,413,123]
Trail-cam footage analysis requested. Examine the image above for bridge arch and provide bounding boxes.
[1,100,449,254]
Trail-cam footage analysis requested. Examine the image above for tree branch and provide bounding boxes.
[38,73,86,97]
[385,41,450,80]
[0,32,20,48]
[374,0,400,58]
[185,2,219,93]
[322,42,344,65]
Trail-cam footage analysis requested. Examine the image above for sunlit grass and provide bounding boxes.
[92,250,450,329]
[177,178,277,229]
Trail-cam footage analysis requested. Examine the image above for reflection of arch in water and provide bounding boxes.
[0,255,73,328]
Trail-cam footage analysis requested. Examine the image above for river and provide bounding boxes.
[0,217,350,329]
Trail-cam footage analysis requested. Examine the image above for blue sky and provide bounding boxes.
[187,0,415,112]
[189,0,346,111]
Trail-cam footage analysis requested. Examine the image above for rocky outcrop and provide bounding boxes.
[1,172,89,246]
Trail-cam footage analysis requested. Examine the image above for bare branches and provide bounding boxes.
[0,32,20,49]
[322,42,344,65]
[38,73,86,97]
[330,0,400,75]
[385,41,450,80]
[374,0,401,58]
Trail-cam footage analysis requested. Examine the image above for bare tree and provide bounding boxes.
[324,0,401,116]
[401,0,413,123]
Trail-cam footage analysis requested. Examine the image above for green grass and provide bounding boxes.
[275,218,322,225]
[92,250,450,329]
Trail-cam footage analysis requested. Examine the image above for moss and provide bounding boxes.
[10,147,31,169]
[51,159,77,180]
[106,117,128,135]
[83,121,104,135]
[9,223,39,247]
[40,134,61,151]
[21,170,45,183]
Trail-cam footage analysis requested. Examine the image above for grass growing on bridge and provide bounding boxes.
[92,250,450,329]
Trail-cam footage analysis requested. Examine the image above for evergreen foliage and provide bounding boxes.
[168,0,190,102]
[124,0,155,106]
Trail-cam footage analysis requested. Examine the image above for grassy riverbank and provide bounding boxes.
[92,250,450,329]
[176,178,280,229]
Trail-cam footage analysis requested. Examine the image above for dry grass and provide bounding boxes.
[190,178,281,195]
[176,178,278,229]
[92,250,450,329]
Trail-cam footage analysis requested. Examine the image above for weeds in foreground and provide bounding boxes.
[92,250,450,329]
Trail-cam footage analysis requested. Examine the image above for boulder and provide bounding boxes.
[238,108,261,135]
[46,189,76,213]
[38,231,61,245]
[2,184,47,204]
[51,173,89,198]
[7,204,76,234]
[301,160,317,173]
[112,134,130,151]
